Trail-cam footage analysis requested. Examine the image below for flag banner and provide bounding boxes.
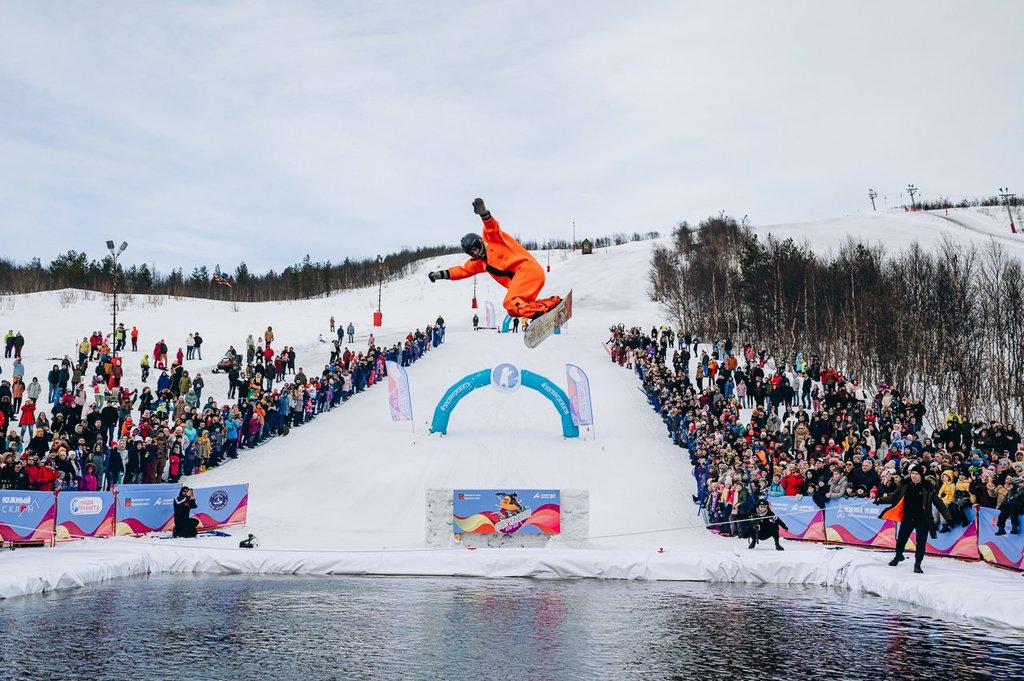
[484,301,496,328]
[565,364,594,426]
[385,360,413,422]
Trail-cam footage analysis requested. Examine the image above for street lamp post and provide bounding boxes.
[106,240,128,358]
[374,255,385,326]
[999,187,1017,234]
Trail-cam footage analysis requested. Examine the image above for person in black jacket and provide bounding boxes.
[748,498,789,550]
[876,464,952,573]
[172,486,200,538]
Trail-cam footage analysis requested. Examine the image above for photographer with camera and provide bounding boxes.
[172,486,200,538]
[747,498,788,550]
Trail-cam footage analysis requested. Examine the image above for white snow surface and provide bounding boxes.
[1,207,1023,628]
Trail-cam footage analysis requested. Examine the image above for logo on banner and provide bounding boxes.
[491,363,521,393]
[0,495,35,514]
[209,491,229,511]
[70,497,103,516]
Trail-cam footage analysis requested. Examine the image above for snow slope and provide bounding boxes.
[1,208,1023,627]
[755,206,1024,257]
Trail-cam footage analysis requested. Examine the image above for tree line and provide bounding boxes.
[649,214,1024,425]
[0,245,461,302]
[0,229,662,304]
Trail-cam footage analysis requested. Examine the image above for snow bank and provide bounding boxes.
[2,539,1022,629]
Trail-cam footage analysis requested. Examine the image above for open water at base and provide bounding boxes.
[0,574,1021,680]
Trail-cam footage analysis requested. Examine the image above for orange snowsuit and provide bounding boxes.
[446,216,559,318]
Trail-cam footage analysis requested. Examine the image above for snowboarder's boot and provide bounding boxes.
[510,296,561,320]
[913,563,924,574]
[888,554,905,566]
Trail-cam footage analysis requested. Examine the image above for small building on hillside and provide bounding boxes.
[580,238,593,255]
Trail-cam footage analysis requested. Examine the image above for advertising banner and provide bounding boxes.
[484,301,496,328]
[565,364,594,427]
[55,491,116,541]
[919,506,979,559]
[385,360,414,422]
[977,507,1024,571]
[193,484,249,530]
[0,491,57,544]
[824,498,896,549]
[114,483,178,535]
[453,489,561,535]
[825,498,979,558]
[768,496,825,541]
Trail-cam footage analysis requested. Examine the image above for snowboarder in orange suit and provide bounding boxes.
[428,198,561,319]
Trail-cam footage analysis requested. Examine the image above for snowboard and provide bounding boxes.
[524,290,573,349]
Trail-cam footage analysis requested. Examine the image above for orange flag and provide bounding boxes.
[880,498,905,523]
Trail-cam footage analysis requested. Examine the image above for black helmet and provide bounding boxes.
[461,232,485,259]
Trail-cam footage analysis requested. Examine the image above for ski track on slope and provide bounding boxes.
[0,208,1022,626]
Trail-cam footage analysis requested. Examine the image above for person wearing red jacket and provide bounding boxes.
[26,458,58,491]
[428,198,561,319]
[781,468,805,496]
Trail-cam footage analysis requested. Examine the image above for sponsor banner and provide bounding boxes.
[565,364,594,427]
[825,498,979,559]
[193,484,249,530]
[920,506,979,559]
[0,491,57,543]
[769,496,825,541]
[484,301,496,328]
[55,491,116,541]
[824,498,896,549]
[385,360,414,422]
[978,507,1024,571]
[114,484,179,535]
[453,489,560,535]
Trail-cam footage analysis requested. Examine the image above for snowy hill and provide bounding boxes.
[755,206,1024,256]
[4,207,1024,628]
[2,206,1023,553]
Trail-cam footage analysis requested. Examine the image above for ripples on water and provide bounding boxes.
[0,575,1020,680]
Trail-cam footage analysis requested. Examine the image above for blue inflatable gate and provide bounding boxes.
[430,367,579,438]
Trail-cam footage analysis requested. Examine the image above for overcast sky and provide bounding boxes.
[1,1,1021,272]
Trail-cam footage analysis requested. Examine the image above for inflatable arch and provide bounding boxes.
[430,367,579,438]
[501,314,560,335]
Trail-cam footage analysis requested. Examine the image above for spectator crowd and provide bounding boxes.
[0,317,445,493]
[607,325,1024,542]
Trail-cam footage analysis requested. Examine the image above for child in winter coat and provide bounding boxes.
[80,463,99,492]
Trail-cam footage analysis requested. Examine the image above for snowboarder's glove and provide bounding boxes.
[428,270,449,282]
[472,198,491,220]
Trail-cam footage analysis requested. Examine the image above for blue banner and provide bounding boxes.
[978,506,1024,570]
[114,483,179,535]
[192,484,249,529]
[0,491,57,543]
[55,491,116,540]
